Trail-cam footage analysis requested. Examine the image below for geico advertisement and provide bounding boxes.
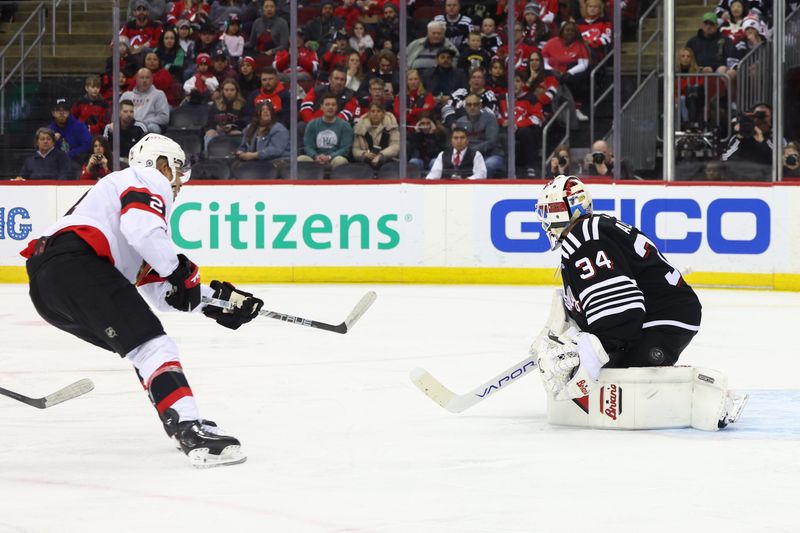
[477,184,790,272]
[171,184,425,265]
[0,186,52,265]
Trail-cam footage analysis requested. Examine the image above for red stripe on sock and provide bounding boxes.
[155,386,194,414]
[145,361,184,389]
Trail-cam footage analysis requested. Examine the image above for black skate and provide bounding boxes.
[175,419,246,468]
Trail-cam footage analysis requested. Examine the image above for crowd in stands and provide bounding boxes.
[12,0,799,181]
[676,1,800,181]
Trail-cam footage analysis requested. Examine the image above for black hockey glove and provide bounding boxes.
[165,254,202,312]
[203,280,264,330]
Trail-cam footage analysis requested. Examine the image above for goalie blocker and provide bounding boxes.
[546,366,748,431]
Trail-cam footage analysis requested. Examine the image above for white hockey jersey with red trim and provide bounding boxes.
[26,166,180,283]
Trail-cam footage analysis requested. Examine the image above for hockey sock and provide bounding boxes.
[126,335,201,423]
[146,361,200,422]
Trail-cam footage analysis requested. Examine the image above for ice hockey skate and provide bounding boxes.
[719,391,749,429]
[174,419,246,468]
[162,408,246,468]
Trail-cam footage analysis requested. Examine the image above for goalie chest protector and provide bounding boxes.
[558,214,701,348]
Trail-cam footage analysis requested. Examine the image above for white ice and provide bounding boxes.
[0,283,798,533]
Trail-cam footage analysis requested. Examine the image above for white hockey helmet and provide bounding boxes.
[128,133,191,185]
[536,175,593,250]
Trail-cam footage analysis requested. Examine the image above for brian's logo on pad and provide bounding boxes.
[600,383,622,420]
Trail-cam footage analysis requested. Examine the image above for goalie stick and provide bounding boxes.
[410,290,568,413]
[0,378,95,409]
[201,291,377,334]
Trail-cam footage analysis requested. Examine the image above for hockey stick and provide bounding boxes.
[410,355,539,413]
[0,378,95,409]
[201,291,377,334]
[410,290,567,413]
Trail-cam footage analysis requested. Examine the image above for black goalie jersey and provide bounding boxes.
[559,214,701,355]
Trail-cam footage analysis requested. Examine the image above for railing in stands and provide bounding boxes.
[0,2,46,134]
[785,6,800,68]
[674,72,733,144]
[636,0,662,88]
[736,41,772,115]
[589,50,614,146]
[540,101,570,178]
[618,70,658,173]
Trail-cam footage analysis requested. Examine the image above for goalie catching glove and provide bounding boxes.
[203,281,264,330]
[537,327,609,400]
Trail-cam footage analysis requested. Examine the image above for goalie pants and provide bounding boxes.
[605,325,698,368]
[26,231,165,357]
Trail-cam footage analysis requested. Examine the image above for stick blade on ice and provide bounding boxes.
[343,291,377,331]
[410,367,460,413]
[42,378,95,408]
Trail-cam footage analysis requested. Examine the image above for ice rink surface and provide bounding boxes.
[0,283,798,533]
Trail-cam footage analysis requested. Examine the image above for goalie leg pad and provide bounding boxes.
[546,366,740,431]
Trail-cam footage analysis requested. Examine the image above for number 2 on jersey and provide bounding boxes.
[575,250,614,279]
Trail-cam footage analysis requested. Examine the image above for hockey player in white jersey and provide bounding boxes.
[22,134,263,467]
[532,175,746,430]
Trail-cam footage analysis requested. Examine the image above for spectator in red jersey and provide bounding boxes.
[720,0,749,45]
[244,66,289,125]
[72,75,110,137]
[120,0,163,57]
[166,0,209,27]
[494,22,539,74]
[335,0,361,33]
[522,3,550,48]
[321,32,353,77]
[395,69,436,131]
[525,50,559,111]
[273,28,320,80]
[144,52,182,107]
[204,78,247,149]
[247,0,289,64]
[79,136,112,180]
[576,0,612,64]
[237,56,260,97]
[542,21,590,119]
[500,72,545,175]
[182,53,219,104]
[300,66,359,123]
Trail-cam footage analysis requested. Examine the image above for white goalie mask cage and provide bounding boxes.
[128,133,191,185]
[536,175,593,250]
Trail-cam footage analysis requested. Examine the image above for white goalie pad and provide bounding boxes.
[545,366,743,431]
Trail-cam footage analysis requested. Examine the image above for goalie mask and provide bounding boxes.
[536,175,593,251]
[128,134,191,189]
